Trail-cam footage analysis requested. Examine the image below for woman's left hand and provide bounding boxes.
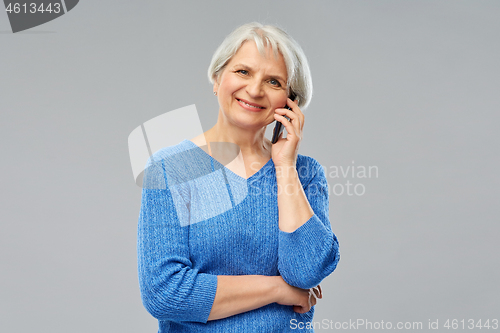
[271,98,304,168]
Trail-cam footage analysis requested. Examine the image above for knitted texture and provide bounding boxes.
[137,140,340,332]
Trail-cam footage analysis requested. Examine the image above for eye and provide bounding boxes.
[269,79,281,87]
[236,69,249,75]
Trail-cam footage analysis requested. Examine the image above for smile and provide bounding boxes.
[236,98,265,110]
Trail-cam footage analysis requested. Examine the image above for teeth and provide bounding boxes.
[239,99,263,109]
[245,102,259,108]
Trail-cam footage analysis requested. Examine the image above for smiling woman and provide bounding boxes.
[137,22,340,333]
[212,40,289,136]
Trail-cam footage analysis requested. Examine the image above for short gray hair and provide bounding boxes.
[207,22,313,109]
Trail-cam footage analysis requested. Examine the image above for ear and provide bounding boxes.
[213,76,220,95]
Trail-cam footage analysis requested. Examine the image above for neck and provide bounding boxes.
[203,111,272,158]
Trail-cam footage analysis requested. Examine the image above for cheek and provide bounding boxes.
[271,94,288,109]
[220,75,242,94]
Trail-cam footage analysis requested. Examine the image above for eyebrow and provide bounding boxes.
[232,63,287,84]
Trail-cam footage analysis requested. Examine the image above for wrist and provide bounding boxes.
[275,164,298,179]
[270,276,285,303]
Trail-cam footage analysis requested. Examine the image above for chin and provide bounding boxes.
[230,116,268,131]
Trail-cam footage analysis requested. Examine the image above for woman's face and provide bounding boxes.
[214,40,289,131]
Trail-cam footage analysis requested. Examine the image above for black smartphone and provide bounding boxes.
[271,92,296,144]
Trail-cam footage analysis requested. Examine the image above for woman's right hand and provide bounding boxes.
[274,276,323,313]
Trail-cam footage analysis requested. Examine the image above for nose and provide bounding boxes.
[245,78,264,98]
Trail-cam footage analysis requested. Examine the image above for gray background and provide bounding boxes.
[1,1,499,332]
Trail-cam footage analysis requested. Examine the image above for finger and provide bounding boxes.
[278,128,284,141]
[274,114,300,142]
[310,291,317,307]
[312,285,322,299]
[293,305,306,314]
[286,97,299,111]
[274,113,300,139]
[285,99,304,130]
[287,98,305,131]
[273,114,295,136]
[275,107,300,126]
[312,287,321,299]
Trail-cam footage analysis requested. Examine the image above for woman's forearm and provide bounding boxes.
[276,166,315,232]
[207,275,280,321]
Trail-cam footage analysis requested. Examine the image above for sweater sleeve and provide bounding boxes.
[137,158,218,323]
[277,158,340,289]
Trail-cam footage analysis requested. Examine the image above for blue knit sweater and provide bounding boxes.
[137,139,340,332]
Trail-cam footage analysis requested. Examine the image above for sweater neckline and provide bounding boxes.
[182,139,273,182]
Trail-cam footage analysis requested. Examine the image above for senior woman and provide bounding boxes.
[137,22,340,332]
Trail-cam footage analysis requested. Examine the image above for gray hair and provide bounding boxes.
[207,22,313,109]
